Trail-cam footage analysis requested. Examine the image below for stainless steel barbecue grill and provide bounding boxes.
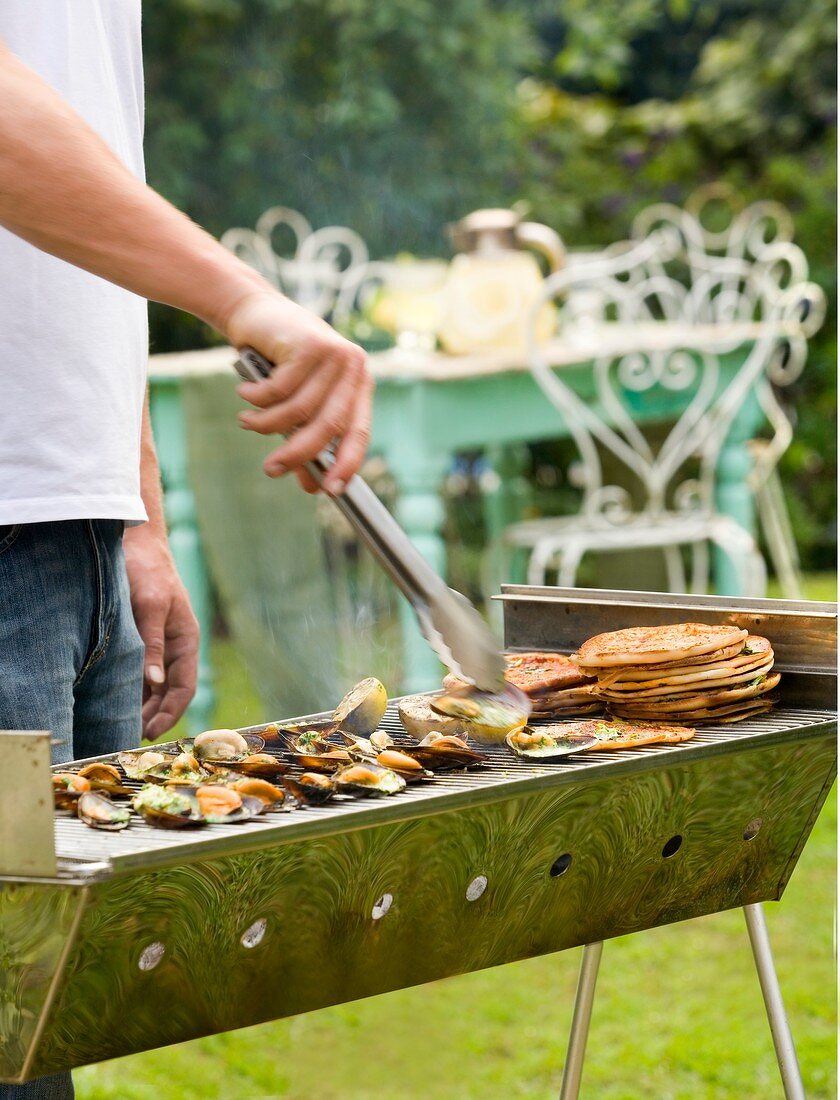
[1,588,835,1097]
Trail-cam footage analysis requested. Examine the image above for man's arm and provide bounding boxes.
[0,39,372,492]
[123,400,199,738]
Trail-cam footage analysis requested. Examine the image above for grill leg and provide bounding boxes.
[743,904,805,1100]
[559,941,603,1100]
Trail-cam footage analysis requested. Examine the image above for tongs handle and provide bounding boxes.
[234,347,445,610]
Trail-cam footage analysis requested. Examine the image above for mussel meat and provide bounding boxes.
[77,790,131,831]
[182,729,265,763]
[117,750,169,780]
[76,762,133,796]
[194,785,261,824]
[375,749,433,783]
[230,777,287,808]
[333,762,405,797]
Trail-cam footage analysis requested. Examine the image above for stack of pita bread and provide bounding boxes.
[443,651,601,718]
[571,623,779,724]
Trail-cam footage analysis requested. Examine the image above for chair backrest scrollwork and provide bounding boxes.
[528,189,825,525]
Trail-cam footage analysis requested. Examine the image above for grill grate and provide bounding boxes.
[52,701,833,878]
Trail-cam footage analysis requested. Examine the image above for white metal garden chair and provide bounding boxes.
[221,206,369,317]
[495,190,825,596]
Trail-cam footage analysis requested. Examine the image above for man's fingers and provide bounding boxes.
[237,355,340,436]
[262,367,360,476]
[235,347,323,409]
[322,375,374,492]
[295,468,321,494]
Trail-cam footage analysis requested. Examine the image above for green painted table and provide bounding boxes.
[148,323,769,725]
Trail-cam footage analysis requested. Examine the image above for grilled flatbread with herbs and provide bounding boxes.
[573,623,748,669]
[555,718,696,750]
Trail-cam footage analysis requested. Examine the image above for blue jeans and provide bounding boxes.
[0,520,145,1100]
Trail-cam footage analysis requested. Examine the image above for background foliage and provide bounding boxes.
[143,0,836,566]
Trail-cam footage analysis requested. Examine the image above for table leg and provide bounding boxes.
[148,379,215,733]
[482,444,532,542]
[393,456,450,695]
[714,393,763,595]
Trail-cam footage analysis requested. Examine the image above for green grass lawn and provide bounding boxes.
[75,574,836,1099]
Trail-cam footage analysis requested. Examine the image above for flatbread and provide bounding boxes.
[443,651,592,698]
[604,672,780,716]
[573,623,749,669]
[556,718,696,750]
[610,698,776,725]
[598,657,776,700]
[597,638,772,690]
[593,640,751,685]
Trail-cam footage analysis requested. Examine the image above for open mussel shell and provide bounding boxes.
[52,772,91,810]
[288,749,353,774]
[283,772,336,807]
[220,752,288,779]
[77,791,131,831]
[230,777,289,809]
[75,762,134,797]
[399,734,487,772]
[117,750,173,780]
[333,762,406,797]
[192,785,264,824]
[375,749,434,783]
[281,729,336,757]
[180,730,265,764]
[144,753,210,786]
[132,784,206,828]
[505,726,599,761]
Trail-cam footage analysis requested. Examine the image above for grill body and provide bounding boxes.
[1,589,835,1083]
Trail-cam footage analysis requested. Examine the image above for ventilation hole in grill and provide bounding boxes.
[662,835,683,858]
[138,942,165,971]
[743,819,763,841]
[466,875,488,902]
[371,893,393,920]
[549,854,573,878]
[241,918,267,949]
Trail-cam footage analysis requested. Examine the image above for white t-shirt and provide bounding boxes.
[0,1,149,524]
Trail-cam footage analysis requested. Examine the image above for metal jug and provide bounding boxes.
[447,208,566,273]
[439,209,565,354]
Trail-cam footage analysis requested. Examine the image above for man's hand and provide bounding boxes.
[224,290,373,494]
[123,527,199,740]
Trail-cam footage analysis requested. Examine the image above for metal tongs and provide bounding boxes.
[234,347,506,692]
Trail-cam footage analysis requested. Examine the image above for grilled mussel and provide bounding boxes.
[374,749,433,783]
[76,762,133,797]
[505,725,599,761]
[181,729,265,764]
[53,772,91,810]
[283,772,336,807]
[77,790,131,831]
[145,752,209,786]
[399,732,487,772]
[133,784,206,828]
[333,762,406,797]
[230,777,288,809]
[117,750,170,780]
[193,785,262,824]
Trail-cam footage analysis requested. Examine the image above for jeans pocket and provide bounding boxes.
[0,524,21,555]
